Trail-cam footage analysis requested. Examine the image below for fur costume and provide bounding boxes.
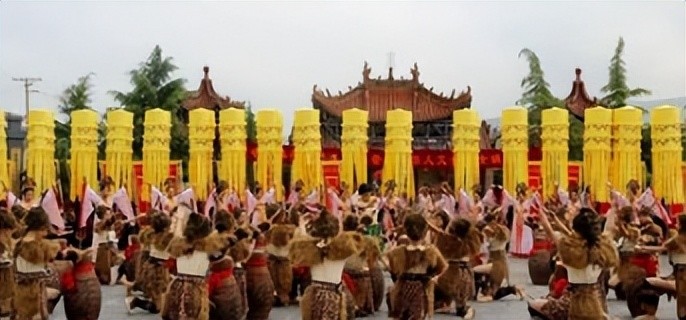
[136,226,174,313]
[343,235,380,315]
[386,243,447,319]
[161,231,223,320]
[265,223,296,305]
[245,234,274,320]
[558,233,618,320]
[289,231,364,320]
[93,211,117,285]
[228,233,251,319]
[60,249,102,320]
[665,233,686,319]
[484,222,510,296]
[13,235,60,320]
[209,254,244,320]
[434,224,481,313]
[0,213,17,319]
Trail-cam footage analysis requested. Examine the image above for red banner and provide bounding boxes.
[528,161,582,192]
[528,162,541,190]
[322,161,340,189]
[134,161,182,213]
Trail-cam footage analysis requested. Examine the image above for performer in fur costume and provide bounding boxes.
[289,210,364,320]
[209,210,250,320]
[13,207,61,320]
[265,204,296,306]
[538,207,618,320]
[60,247,101,320]
[385,213,448,320]
[162,212,223,320]
[341,214,381,317]
[93,205,117,285]
[429,217,481,319]
[126,211,174,314]
[245,220,274,320]
[0,212,17,320]
[636,213,686,319]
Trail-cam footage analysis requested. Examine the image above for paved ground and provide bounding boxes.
[51,256,677,319]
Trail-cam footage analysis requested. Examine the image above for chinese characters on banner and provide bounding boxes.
[527,161,582,192]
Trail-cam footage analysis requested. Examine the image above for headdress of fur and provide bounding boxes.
[403,213,427,241]
[308,210,340,239]
[149,211,171,233]
[0,212,17,230]
[95,205,110,220]
[342,214,360,232]
[618,206,634,223]
[184,212,212,242]
[24,207,51,232]
[214,209,235,233]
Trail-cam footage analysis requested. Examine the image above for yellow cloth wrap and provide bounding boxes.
[26,109,56,193]
[611,107,643,189]
[256,109,283,201]
[0,111,10,190]
[69,109,99,200]
[189,109,215,201]
[452,109,481,193]
[501,107,528,193]
[382,109,415,199]
[106,109,134,197]
[142,108,171,201]
[341,108,368,189]
[219,108,247,194]
[291,109,322,193]
[650,106,684,204]
[583,107,612,203]
[541,108,569,199]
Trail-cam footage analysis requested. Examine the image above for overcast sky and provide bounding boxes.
[1,1,684,129]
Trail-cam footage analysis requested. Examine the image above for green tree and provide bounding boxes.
[110,46,187,168]
[568,115,584,161]
[55,73,96,161]
[517,48,564,148]
[600,37,652,108]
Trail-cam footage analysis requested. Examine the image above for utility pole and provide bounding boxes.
[12,77,42,123]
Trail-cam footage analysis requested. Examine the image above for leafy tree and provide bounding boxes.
[517,49,564,148]
[245,102,256,142]
[600,37,651,108]
[568,115,584,161]
[110,46,187,168]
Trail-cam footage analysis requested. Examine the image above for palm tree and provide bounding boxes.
[110,45,187,162]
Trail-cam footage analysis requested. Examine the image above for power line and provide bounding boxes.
[12,77,42,120]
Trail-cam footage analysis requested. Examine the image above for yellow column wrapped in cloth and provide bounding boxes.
[453,109,481,193]
[583,107,612,203]
[341,108,368,189]
[0,111,10,190]
[142,108,171,201]
[501,107,528,192]
[256,109,283,201]
[291,109,322,193]
[541,107,569,198]
[189,108,215,201]
[382,109,414,199]
[106,109,134,196]
[219,108,246,193]
[651,106,684,205]
[26,109,56,193]
[611,106,643,189]
[69,109,99,199]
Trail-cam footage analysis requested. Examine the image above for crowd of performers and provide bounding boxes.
[0,173,686,320]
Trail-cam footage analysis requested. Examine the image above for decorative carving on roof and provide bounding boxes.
[312,62,472,123]
[183,66,245,111]
[564,68,597,121]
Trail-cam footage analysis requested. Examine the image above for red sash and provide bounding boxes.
[208,268,234,296]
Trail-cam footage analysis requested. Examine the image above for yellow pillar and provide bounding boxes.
[69,109,99,199]
[501,107,528,192]
[291,109,322,192]
[106,109,134,196]
[0,111,10,190]
[583,107,612,203]
[26,109,56,192]
[341,108,368,189]
[219,108,246,192]
[189,108,215,201]
[382,109,414,198]
[611,106,643,189]
[541,108,569,198]
[651,105,684,205]
[452,109,481,193]
[256,109,283,201]
[142,108,171,200]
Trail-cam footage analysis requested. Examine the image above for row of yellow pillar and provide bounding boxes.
[10,104,684,206]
